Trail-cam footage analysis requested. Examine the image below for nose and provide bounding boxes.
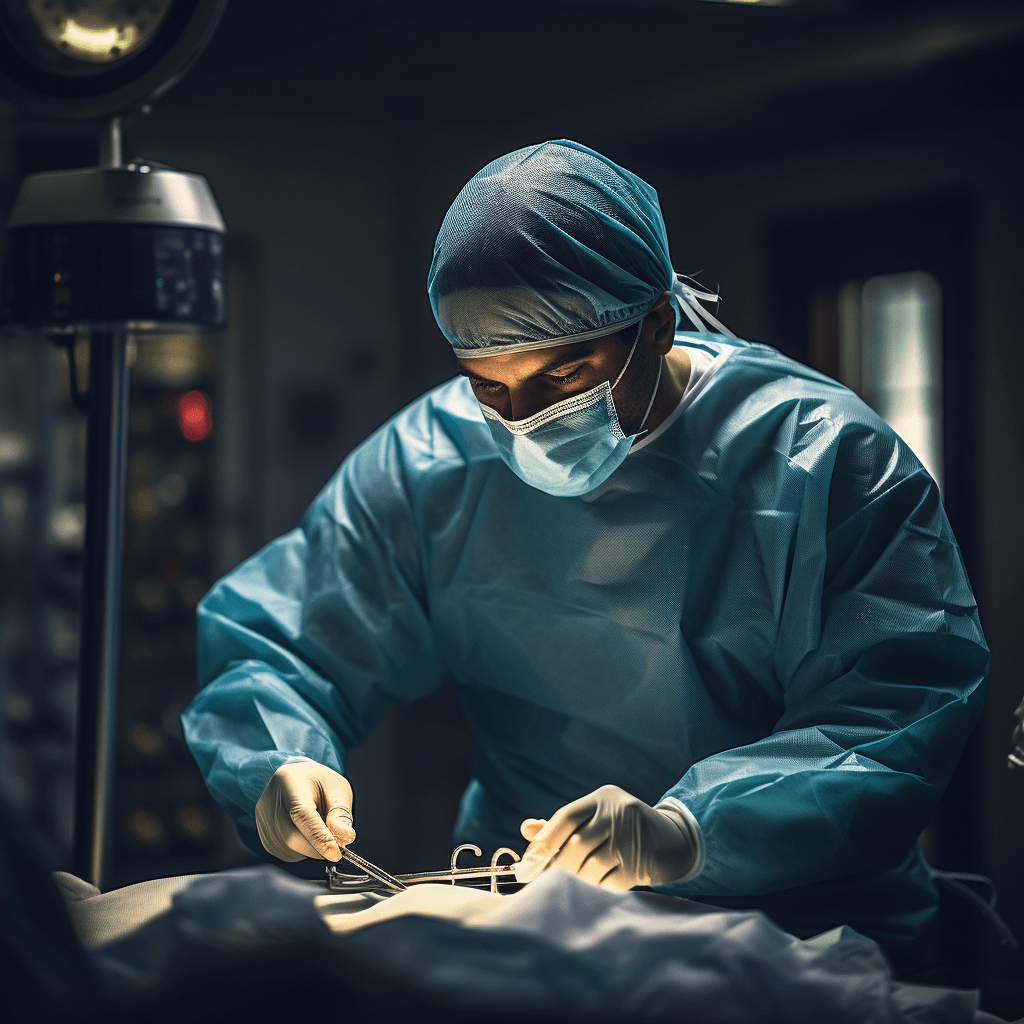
[506,385,549,422]
[509,380,583,421]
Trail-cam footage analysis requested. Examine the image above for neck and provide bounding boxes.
[640,347,690,435]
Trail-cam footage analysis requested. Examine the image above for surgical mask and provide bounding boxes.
[479,326,662,497]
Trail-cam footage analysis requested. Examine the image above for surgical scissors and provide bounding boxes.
[327,844,521,895]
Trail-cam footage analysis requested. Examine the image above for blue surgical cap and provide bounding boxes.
[427,140,730,359]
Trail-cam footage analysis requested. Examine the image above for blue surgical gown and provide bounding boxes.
[183,335,988,951]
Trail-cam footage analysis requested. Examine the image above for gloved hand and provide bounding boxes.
[514,784,702,891]
[255,759,355,862]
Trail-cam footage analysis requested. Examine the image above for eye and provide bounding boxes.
[469,378,505,395]
[546,367,584,386]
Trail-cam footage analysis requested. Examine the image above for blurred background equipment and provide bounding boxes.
[0,0,229,891]
[1009,701,1024,771]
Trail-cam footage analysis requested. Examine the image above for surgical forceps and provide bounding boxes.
[340,846,408,891]
[326,844,521,896]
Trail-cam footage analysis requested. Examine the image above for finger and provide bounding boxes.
[325,805,356,846]
[520,818,546,841]
[516,797,595,881]
[544,832,590,876]
[574,838,616,886]
[598,865,633,892]
[317,771,355,848]
[546,818,607,877]
[284,830,324,860]
[290,803,341,861]
[528,798,595,855]
[256,812,306,862]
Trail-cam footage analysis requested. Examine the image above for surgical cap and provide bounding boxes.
[428,140,701,359]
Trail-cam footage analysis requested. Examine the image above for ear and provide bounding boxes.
[643,292,676,357]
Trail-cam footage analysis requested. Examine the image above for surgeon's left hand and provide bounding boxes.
[514,784,702,891]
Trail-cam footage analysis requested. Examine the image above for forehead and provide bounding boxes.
[456,337,614,380]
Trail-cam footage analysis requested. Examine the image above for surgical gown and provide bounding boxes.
[183,335,988,953]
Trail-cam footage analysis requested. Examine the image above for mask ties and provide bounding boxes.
[632,356,663,440]
[609,322,661,439]
[610,320,643,390]
[670,273,737,338]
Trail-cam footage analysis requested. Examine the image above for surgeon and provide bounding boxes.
[183,140,988,961]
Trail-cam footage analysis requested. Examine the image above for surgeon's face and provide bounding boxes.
[457,292,675,435]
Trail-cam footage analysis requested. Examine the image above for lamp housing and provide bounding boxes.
[1,161,227,332]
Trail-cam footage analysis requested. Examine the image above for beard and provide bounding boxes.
[612,340,662,437]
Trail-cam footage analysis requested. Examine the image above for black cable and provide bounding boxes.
[56,336,89,413]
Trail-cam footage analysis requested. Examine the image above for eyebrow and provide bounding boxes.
[457,342,596,384]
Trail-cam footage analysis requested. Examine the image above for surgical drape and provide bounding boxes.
[183,336,987,950]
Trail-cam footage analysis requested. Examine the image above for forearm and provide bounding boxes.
[182,663,348,831]
[656,681,985,899]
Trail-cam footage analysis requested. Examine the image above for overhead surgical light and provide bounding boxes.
[21,0,173,64]
[0,0,220,119]
[0,0,229,891]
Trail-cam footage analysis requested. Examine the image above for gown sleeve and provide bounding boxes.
[658,411,989,898]
[181,422,448,853]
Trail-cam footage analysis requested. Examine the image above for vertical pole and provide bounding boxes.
[74,329,129,890]
[98,116,122,169]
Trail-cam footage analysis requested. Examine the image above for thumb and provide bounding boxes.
[325,804,356,846]
[520,818,546,841]
[323,775,356,846]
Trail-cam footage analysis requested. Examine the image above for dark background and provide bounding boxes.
[1,0,1022,1009]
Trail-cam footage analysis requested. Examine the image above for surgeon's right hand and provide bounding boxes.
[254,759,356,862]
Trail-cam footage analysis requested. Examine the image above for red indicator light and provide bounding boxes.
[178,391,212,441]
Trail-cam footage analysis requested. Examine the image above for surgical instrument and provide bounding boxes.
[340,846,408,891]
[327,844,521,896]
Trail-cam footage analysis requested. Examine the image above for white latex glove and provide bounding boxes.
[515,784,703,891]
[255,759,355,862]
